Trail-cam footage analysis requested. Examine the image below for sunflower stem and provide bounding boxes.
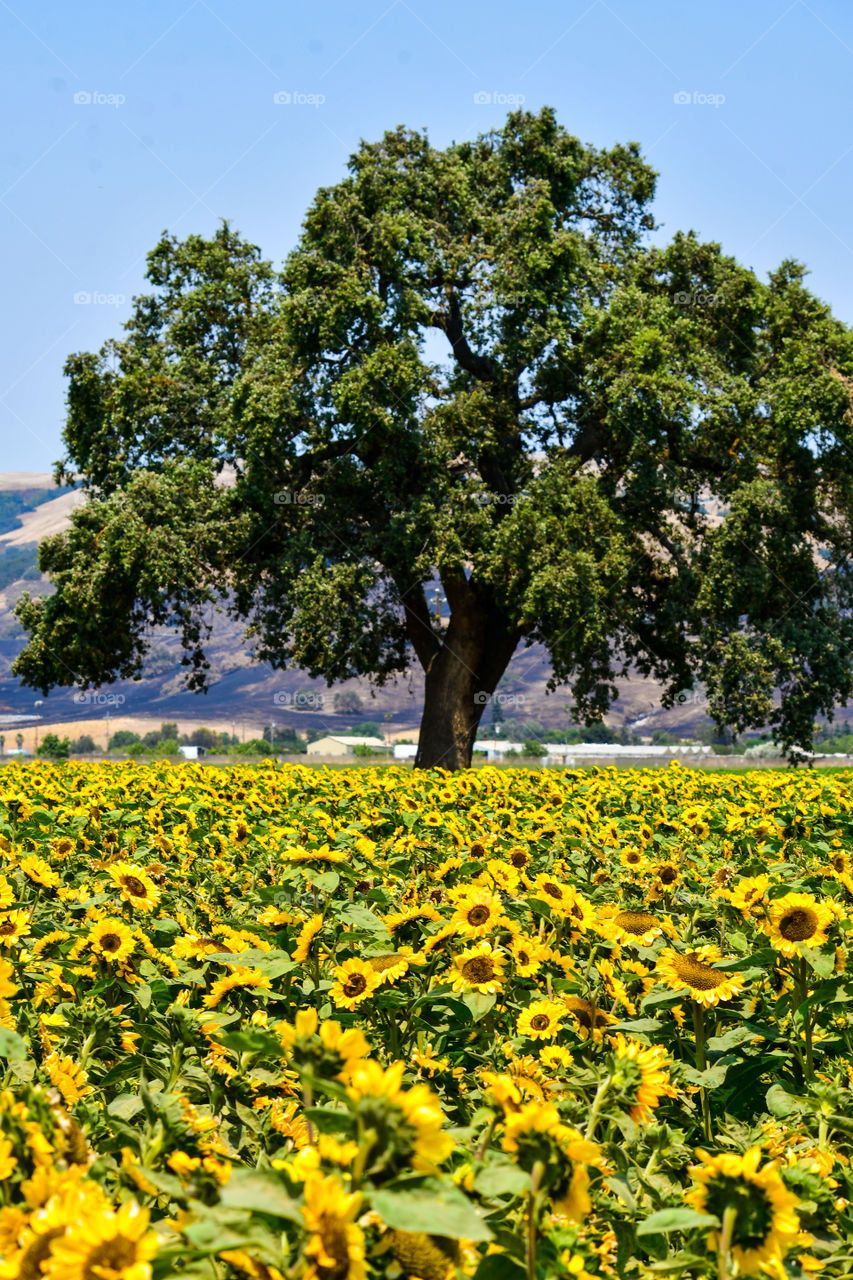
[475,1116,496,1161]
[77,1030,98,1071]
[526,1160,545,1280]
[691,1002,712,1145]
[303,1077,315,1146]
[797,957,814,1079]
[717,1204,737,1280]
[585,1078,610,1141]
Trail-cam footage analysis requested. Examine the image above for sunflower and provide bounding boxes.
[291,914,324,962]
[619,846,647,872]
[501,1101,601,1163]
[329,959,381,1010]
[0,910,30,947]
[0,1134,15,1181]
[389,1231,457,1280]
[656,946,744,1007]
[279,1010,370,1079]
[89,918,136,965]
[501,1098,565,1151]
[608,1035,673,1123]
[449,887,504,937]
[561,996,611,1040]
[0,955,17,999]
[346,1061,453,1165]
[483,859,520,893]
[515,998,564,1041]
[19,856,60,890]
[597,957,637,1016]
[567,889,596,934]
[0,876,12,910]
[285,843,347,865]
[385,904,441,933]
[539,1045,574,1074]
[530,874,573,916]
[368,948,423,985]
[509,934,551,977]
[218,1250,284,1280]
[553,1166,593,1224]
[204,967,273,1009]
[765,892,833,957]
[447,942,505,993]
[47,1199,159,1280]
[507,847,531,872]
[685,1147,801,1276]
[173,933,229,960]
[653,862,680,892]
[44,1052,91,1108]
[828,849,851,878]
[432,856,462,882]
[728,875,769,915]
[107,862,160,913]
[301,1175,366,1280]
[597,907,663,947]
[712,865,736,892]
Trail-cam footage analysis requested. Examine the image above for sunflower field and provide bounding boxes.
[1,761,853,1279]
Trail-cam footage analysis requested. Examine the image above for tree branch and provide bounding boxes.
[400,582,442,670]
[430,295,495,382]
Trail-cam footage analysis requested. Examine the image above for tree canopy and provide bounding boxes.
[15,108,853,766]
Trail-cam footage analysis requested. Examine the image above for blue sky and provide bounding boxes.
[3,0,853,471]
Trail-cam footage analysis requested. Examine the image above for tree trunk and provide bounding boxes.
[414,596,519,770]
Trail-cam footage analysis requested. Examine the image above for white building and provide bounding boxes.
[306,736,391,757]
[474,740,712,764]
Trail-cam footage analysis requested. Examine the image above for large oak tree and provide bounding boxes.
[15,108,853,766]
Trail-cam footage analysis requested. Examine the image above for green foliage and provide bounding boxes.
[70,733,98,754]
[651,729,675,745]
[231,728,307,755]
[36,732,70,758]
[13,112,853,762]
[350,720,382,737]
[108,730,141,751]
